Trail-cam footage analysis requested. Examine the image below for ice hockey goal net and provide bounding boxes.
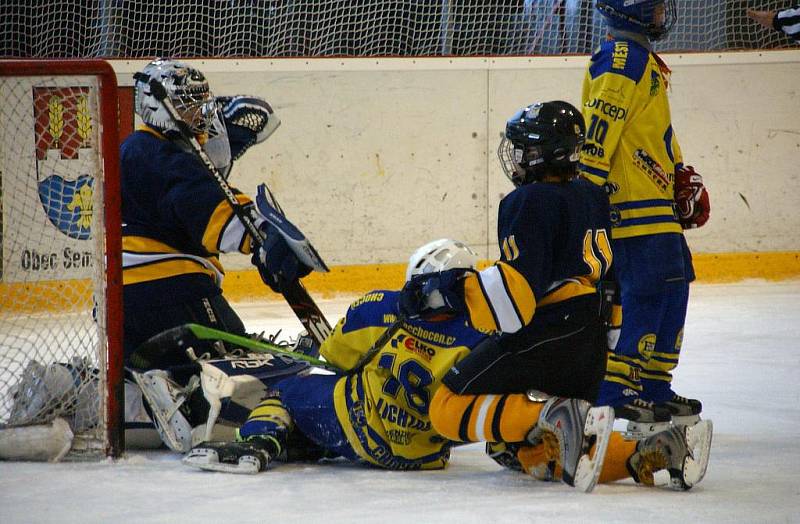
[0,60,123,459]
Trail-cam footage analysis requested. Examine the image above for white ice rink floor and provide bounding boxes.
[1,280,799,523]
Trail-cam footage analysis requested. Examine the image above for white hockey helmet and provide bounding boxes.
[405,238,479,282]
[133,59,215,135]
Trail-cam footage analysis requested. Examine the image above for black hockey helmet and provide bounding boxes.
[497,100,586,187]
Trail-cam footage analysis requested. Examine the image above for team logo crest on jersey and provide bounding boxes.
[33,87,96,240]
[637,334,657,360]
[650,70,661,96]
[609,205,622,226]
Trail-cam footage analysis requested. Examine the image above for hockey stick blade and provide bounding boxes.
[255,184,329,272]
[185,323,341,373]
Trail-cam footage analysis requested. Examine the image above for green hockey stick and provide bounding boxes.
[184,323,341,372]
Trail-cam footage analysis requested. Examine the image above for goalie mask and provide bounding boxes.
[596,0,676,41]
[134,59,216,136]
[497,101,585,187]
[406,239,479,282]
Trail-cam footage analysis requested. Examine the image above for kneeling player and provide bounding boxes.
[415,101,711,490]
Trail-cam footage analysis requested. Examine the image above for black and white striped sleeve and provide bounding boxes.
[774,6,800,42]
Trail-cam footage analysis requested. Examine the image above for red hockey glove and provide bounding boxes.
[674,165,710,229]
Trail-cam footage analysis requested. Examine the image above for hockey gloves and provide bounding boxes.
[216,95,280,146]
[252,223,312,294]
[399,268,469,320]
[674,165,710,229]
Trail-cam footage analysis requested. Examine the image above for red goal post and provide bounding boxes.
[0,60,123,458]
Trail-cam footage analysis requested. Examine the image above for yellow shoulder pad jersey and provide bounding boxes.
[320,290,486,470]
[579,38,684,238]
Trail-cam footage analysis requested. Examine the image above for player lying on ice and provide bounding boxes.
[182,102,711,491]
[183,237,709,492]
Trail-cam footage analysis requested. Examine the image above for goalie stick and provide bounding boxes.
[134,323,341,373]
[185,319,404,375]
[147,79,332,345]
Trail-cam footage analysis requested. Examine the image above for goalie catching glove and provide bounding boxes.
[216,95,280,156]
[674,165,710,229]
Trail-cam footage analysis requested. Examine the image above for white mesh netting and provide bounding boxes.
[0,73,113,457]
[1,1,798,59]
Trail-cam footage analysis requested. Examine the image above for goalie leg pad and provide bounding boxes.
[197,355,308,443]
[0,417,74,462]
[7,358,101,435]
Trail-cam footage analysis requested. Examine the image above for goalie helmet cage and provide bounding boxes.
[0,60,123,459]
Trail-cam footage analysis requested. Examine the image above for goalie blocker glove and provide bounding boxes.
[252,222,313,294]
[674,165,710,229]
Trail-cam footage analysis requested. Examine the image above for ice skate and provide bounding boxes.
[657,394,703,426]
[533,398,614,493]
[131,369,196,452]
[183,438,276,474]
[628,419,713,490]
[616,398,672,440]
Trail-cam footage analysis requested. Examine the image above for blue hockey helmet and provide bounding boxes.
[497,101,585,187]
[596,0,676,41]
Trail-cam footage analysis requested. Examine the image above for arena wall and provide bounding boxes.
[111,52,800,298]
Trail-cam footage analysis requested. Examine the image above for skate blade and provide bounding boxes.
[623,420,671,441]
[683,419,713,488]
[671,414,701,427]
[574,406,614,493]
[651,419,714,491]
[131,371,192,453]
[182,448,262,475]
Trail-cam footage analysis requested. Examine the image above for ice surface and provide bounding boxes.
[1,281,798,523]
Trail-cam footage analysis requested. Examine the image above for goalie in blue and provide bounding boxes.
[120,59,316,450]
[122,59,313,365]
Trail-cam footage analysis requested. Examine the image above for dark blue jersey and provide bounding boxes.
[121,126,259,306]
[461,177,612,333]
[498,177,612,302]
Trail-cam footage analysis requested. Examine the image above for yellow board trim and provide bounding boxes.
[3,252,800,312]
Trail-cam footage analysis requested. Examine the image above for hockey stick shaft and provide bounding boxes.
[185,323,342,372]
[189,315,402,376]
[349,315,405,374]
[148,79,332,345]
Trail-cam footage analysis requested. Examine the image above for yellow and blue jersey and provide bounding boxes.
[121,125,260,305]
[320,290,487,470]
[460,178,612,334]
[579,37,684,239]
